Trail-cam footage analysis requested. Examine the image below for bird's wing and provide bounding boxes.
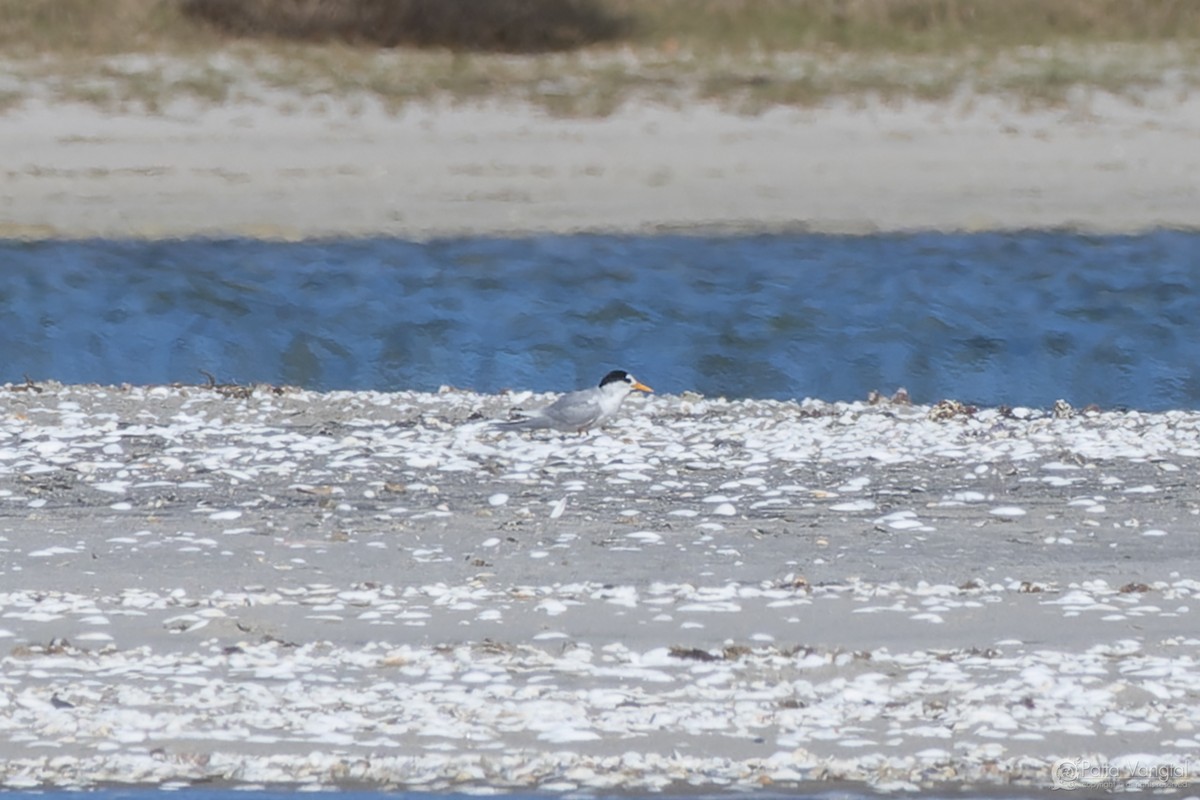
[542,390,603,430]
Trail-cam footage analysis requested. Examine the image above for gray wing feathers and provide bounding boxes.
[494,390,601,432]
[542,393,602,430]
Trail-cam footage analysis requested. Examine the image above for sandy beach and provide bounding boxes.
[2,89,1199,239]
[3,77,1200,794]
[1,383,1200,792]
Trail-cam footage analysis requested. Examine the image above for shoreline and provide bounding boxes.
[1,383,1199,792]
[3,90,1199,239]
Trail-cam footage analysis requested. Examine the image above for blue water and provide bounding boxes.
[2,231,1198,410]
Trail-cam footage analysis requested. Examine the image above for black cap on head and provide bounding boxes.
[599,370,630,387]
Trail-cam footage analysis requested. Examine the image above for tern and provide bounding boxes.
[493,370,653,433]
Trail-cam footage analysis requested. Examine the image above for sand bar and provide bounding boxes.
[1,383,1199,792]
[2,90,1199,239]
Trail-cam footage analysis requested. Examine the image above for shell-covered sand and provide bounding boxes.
[1,382,1198,792]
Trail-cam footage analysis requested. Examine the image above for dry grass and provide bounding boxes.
[620,0,1200,53]
[1,0,1198,114]
[6,0,1200,54]
[0,0,218,56]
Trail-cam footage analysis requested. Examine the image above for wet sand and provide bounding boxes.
[1,383,1199,792]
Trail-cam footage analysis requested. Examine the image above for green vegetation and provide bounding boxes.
[1,0,1198,114]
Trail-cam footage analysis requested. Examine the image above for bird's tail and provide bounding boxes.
[491,416,547,431]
